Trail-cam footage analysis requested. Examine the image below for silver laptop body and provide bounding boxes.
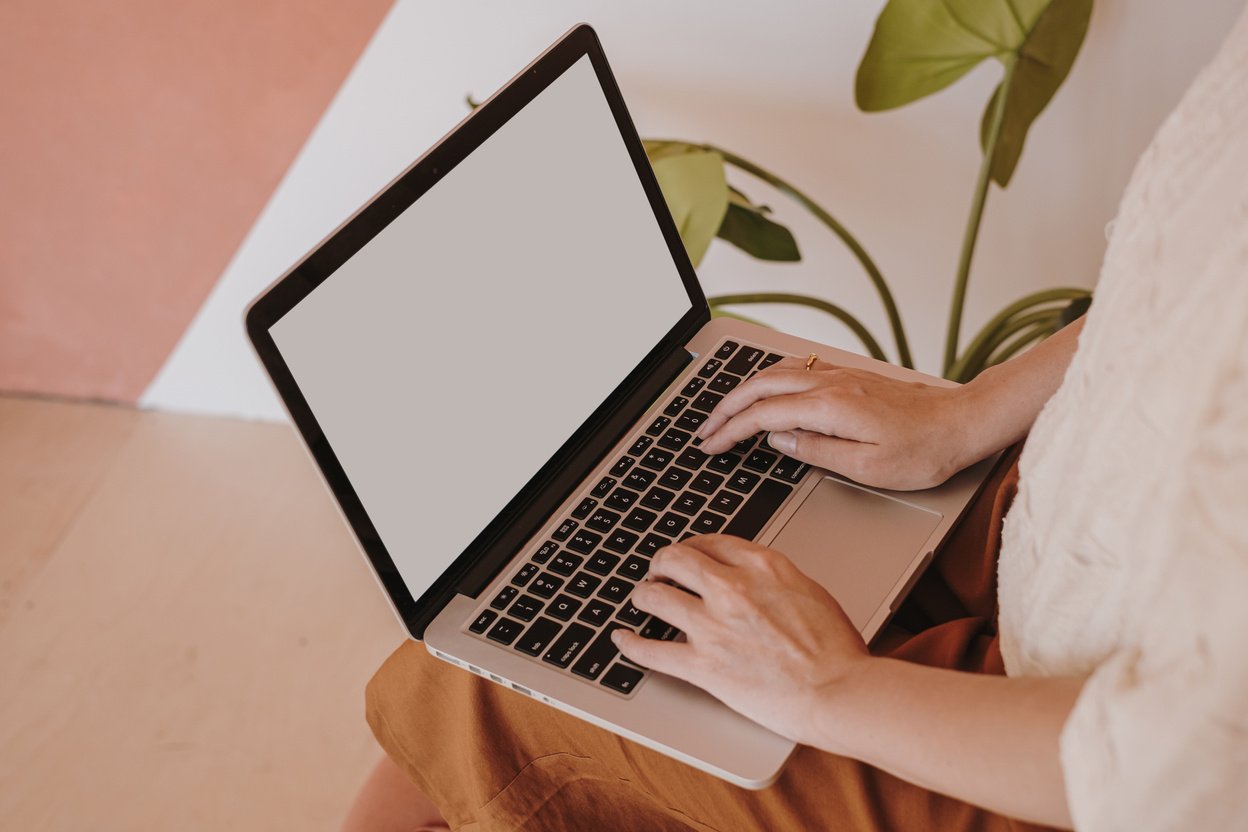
[246,25,994,789]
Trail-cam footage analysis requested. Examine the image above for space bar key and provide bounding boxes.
[721,479,793,541]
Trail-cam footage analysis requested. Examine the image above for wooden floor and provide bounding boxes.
[0,396,402,830]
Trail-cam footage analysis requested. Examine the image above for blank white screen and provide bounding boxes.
[271,56,692,600]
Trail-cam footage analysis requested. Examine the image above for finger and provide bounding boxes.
[697,369,826,439]
[696,393,832,454]
[769,356,848,373]
[629,581,706,632]
[611,629,696,677]
[646,542,734,597]
[767,429,870,475]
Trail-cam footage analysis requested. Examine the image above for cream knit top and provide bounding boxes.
[996,5,1248,829]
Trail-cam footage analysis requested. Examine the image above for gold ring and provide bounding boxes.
[805,353,819,371]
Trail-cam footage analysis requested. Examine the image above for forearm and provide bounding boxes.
[812,658,1084,828]
[955,317,1085,463]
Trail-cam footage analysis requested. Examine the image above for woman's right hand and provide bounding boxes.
[695,358,982,491]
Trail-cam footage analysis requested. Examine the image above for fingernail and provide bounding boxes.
[770,431,796,453]
[610,630,624,645]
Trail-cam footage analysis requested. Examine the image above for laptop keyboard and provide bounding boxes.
[465,339,812,697]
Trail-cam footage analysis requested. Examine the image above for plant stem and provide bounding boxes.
[948,287,1090,381]
[989,320,1058,365]
[653,139,911,369]
[944,57,1018,376]
[708,292,888,361]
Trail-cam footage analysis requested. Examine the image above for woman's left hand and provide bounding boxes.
[612,534,870,745]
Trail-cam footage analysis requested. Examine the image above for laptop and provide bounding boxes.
[245,24,994,789]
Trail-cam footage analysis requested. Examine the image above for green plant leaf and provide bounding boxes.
[856,0,1092,186]
[716,187,801,262]
[644,142,729,267]
[1058,294,1091,327]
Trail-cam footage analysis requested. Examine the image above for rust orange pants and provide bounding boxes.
[365,445,1053,831]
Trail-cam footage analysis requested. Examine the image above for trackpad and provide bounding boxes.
[769,477,941,631]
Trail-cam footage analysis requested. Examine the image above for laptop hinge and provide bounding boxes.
[453,342,694,600]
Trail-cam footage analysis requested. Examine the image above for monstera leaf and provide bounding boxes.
[856,0,1092,186]
[644,140,801,266]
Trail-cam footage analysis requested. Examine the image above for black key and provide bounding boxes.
[552,519,577,541]
[674,446,710,470]
[724,346,764,375]
[577,598,614,627]
[543,623,595,668]
[618,555,650,581]
[709,490,744,514]
[585,508,620,533]
[690,471,725,494]
[654,512,689,537]
[586,551,621,575]
[515,617,561,656]
[658,428,692,452]
[469,609,497,633]
[511,563,539,587]
[567,572,602,598]
[610,456,635,477]
[641,486,676,511]
[727,471,761,494]
[487,617,524,645]
[690,511,727,534]
[533,541,559,564]
[547,594,582,621]
[622,507,657,532]
[697,358,722,378]
[707,453,741,474]
[598,576,634,604]
[636,533,672,558]
[723,479,794,540]
[529,572,564,598]
[604,487,640,512]
[591,476,616,499]
[663,397,688,417]
[567,529,602,555]
[508,594,543,622]
[714,340,739,360]
[616,600,649,627]
[550,551,584,576]
[673,492,707,516]
[732,436,758,455]
[640,616,680,642]
[675,410,707,433]
[658,466,692,490]
[623,468,656,491]
[771,456,810,483]
[570,498,596,520]
[759,352,784,369]
[690,391,723,413]
[604,529,639,554]
[601,663,645,694]
[644,416,670,437]
[639,448,675,471]
[708,372,741,395]
[680,377,705,397]
[490,585,519,609]
[628,436,653,456]
[744,450,779,472]
[572,623,627,681]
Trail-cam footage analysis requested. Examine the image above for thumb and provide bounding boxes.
[768,429,862,474]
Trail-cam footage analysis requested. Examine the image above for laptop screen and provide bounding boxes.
[269,54,694,604]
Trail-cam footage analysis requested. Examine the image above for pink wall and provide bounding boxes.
[0,0,391,402]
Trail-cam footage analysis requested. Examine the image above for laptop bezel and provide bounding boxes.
[245,24,710,638]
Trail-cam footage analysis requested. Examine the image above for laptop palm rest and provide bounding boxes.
[770,477,942,631]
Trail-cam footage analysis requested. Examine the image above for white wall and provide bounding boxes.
[141,0,1248,420]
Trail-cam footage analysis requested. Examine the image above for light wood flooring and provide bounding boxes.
[0,395,403,829]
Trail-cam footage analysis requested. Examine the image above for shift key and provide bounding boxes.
[543,623,595,668]
[572,623,626,680]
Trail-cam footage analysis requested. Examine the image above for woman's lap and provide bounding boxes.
[365,446,1045,831]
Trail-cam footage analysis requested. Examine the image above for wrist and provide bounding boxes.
[803,653,885,755]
